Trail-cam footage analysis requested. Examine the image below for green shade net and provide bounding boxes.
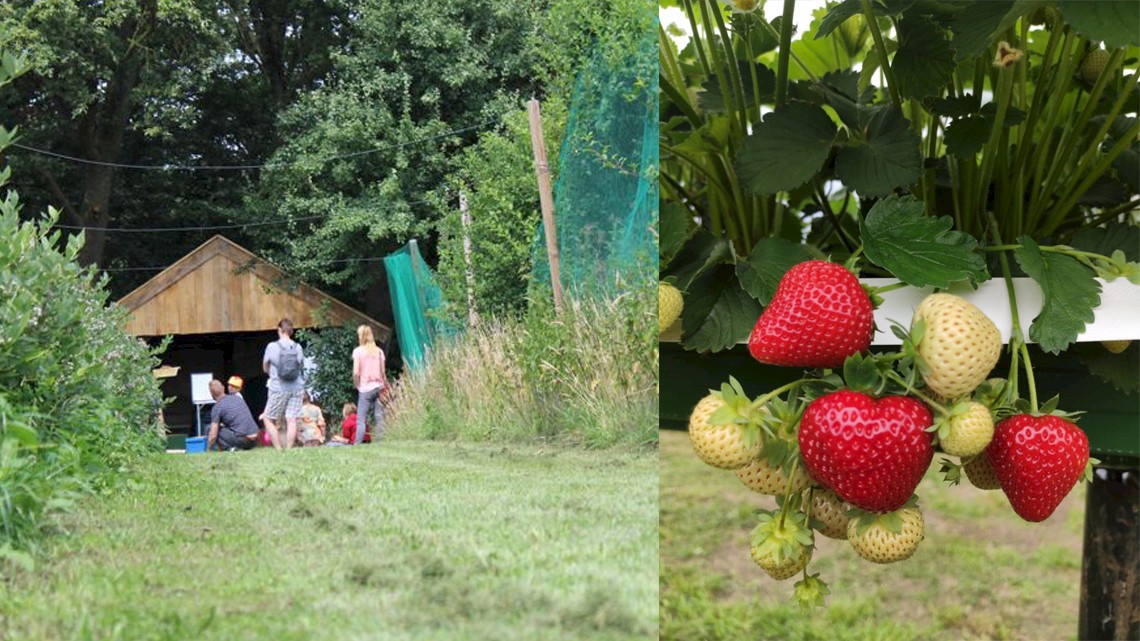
[382,240,458,370]
[532,25,659,296]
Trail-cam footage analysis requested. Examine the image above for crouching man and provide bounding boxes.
[207,378,259,451]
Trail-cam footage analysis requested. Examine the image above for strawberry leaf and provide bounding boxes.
[892,17,956,102]
[737,239,820,305]
[737,101,838,195]
[835,106,924,197]
[1058,0,1140,48]
[860,195,989,288]
[1013,237,1103,354]
[680,266,765,353]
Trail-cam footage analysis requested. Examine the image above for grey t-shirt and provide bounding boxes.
[210,393,259,437]
[264,338,306,393]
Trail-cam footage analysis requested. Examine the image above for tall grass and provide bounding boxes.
[386,287,657,448]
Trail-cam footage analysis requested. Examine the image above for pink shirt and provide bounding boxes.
[353,346,385,392]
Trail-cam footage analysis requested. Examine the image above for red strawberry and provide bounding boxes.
[799,390,934,513]
[748,261,873,369]
[986,414,1089,522]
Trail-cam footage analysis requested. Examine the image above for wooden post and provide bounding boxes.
[459,191,479,328]
[527,98,564,315]
[1079,466,1140,641]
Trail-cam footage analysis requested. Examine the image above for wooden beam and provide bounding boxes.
[527,98,564,315]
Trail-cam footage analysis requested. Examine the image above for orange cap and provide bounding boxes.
[227,375,244,391]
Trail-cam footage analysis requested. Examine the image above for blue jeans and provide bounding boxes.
[356,387,383,444]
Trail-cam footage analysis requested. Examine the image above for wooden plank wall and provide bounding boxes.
[125,253,329,336]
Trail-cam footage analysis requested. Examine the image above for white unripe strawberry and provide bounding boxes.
[688,392,759,470]
[736,457,811,495]
[913,294,1002,400]
[659,282,684,334]
[940,402,994,458]
[964,454,1002,490]
[1101,340,1131,354]
[750,510,814,580]
[848,506,925,564]
[1079,49,1111,84]
[810,489,852,540]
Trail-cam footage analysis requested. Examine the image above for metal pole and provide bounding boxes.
[1079,466,1139,640]
[459,191,479,327]
[526,98,564,315]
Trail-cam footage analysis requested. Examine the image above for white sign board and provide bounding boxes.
[190,373,215,404]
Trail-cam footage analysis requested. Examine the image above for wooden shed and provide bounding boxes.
[118,235,391,436]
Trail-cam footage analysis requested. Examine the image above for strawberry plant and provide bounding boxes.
[661,0,1137,609]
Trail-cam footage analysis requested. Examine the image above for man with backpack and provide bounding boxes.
[262,318,306,450]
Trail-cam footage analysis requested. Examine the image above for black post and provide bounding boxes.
[1079,467,1139,641]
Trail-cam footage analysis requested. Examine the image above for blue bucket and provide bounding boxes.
[185,436,207,454]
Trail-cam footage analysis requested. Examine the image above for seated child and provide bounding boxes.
[297,393,326,447]
[330,402,371,444]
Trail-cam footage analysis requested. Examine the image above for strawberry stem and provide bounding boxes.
[750,379,810,413]
[988,213,1039,414]
[885,370,948,414]
[868,281,908,296]
[777,458,802,529]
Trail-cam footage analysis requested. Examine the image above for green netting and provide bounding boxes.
[382,240,458,370]
[532,25,659,295]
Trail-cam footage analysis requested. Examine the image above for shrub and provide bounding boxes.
[385,284,657,449]
[0,54,165,552]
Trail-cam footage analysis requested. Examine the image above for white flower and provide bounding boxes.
[719,0,761,14]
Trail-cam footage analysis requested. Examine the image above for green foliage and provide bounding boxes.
[387,289,657,448]
[433,99,567,319]
[0,49,164,553]
[0,204,165,551]
[662,0,1139,354]
[1013,236,1103,354]
[295,325,360,414]
[859,195,988,288]
[737,102,837,194]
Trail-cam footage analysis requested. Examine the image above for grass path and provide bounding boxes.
[1,442,658,641]
[660,430,1086,641]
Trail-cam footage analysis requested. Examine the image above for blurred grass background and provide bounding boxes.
[659,429,1086,641]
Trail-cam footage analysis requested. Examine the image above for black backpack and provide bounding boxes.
[277,341,302,382]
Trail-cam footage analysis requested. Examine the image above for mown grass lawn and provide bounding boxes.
[0,441,658,641]
[660,430,1086,641]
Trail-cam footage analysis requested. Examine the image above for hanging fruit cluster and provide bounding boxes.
[686,260,1094,608]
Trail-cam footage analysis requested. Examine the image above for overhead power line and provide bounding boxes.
[9,118,500,172]
[102,256,387,273]
[52,198,433,233]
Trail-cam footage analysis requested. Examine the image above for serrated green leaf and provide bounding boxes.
[698,61,777,113]
[660,203,697,268]
[1071,222,1140,263]
[1058,0,1140,48]
[737,101,838,195]
[816,0,863,40]
[1013,237,1103,354]
[945,114,991,157]
[663,228,734,291]
[736,238,819,305]
[680,266,765,353]
[892,17,956,102]
[1072,342,1139,394]
[860,195,989,287]
[950,1,1021,63]
[835,106,923,196]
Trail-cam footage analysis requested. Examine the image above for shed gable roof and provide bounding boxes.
[117,235,390,338]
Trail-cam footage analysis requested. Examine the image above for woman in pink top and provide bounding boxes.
[352,325,387,444]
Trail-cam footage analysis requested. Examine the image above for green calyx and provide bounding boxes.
[792,573,831,609]
[846,496,919,537]
[939,457,964,486]
[751,509,814,564]
[707,376,764,447]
